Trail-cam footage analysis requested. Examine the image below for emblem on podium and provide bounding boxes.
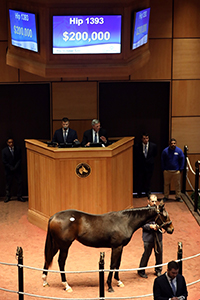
[76,163,91,178]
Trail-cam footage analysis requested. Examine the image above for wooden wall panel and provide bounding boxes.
[111,146,133,211]
[0,0,7,40]
[130,39,172,80]
[52,119,92,143]
[52,82,97,119]
[172,117,200,153]
[172,80,200,116]
[173,39,200,79]
[0,43,18,82]
[149,0,172,38]
[62,77,88,81]
[174,0,200,38]
[19,70,60,82]
[88,75,130,81]
[27,151,56,217]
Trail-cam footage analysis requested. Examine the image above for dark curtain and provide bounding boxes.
[99,81,170,192]
[0,83,50,197]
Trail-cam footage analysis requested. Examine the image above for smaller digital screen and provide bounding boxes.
[53,15,122,54]
[132,8,150,50]
[9,9,38,52]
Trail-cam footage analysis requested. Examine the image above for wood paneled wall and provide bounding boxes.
[173,0,200,38]
[0,0,7,40]
[0,0,200,191]
[130,39,172,80]
[171,0,200,188]
[52,82,98,120]
[173,39,200,79]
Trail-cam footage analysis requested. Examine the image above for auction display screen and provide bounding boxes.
[53,15,122,54]
[132,8,150,50]
[9,9,38,52]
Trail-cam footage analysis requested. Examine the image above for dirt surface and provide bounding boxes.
[0,195,200,300]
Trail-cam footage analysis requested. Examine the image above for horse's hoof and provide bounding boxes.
[108,287,115,293]
[66,287,73,293]
[62,282,73,292]
[43,282,49,287]
[117,280,124,288]
[42,274,49,287]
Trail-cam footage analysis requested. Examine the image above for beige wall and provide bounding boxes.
[0,0,199,190]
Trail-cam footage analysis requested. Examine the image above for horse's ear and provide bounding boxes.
[159,200,164,211]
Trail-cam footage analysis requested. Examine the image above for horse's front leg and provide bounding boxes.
[58,249,73,292]
[114,247,124,288]
[107,246,123,292]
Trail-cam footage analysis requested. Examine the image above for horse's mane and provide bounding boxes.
[121,206,156,217]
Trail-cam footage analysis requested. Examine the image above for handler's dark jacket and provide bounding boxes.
[142,221,162,243]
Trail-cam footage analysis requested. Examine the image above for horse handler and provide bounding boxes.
[138,194,162,278]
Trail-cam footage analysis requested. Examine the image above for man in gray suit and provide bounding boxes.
[81,119,108,147]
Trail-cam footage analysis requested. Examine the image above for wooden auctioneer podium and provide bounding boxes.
[25,137,134,231]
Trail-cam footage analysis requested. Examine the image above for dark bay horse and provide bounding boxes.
[42,201,173,292]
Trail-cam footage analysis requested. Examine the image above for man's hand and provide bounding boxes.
[150,224,159,231]
[100,136,107,143]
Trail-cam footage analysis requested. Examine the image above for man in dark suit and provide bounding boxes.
[135,133,157,198]
[153,260,188,300]
[81,119,108,147]
[2,138,25,203]
[52,117,78,145]
[138,194,162,278]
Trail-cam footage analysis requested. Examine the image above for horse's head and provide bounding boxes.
[155,200,174,234]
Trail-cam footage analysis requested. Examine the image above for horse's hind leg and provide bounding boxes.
[42,245,59,287]
[58,248,73,292]
[107,270,114,292]
[42,262,50,287]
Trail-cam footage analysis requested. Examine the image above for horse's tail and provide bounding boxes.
[44,219,56,268]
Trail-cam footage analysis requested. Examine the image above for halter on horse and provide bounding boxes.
[42,200,173,292]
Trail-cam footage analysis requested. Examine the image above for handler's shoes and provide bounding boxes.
[163,197,168,202]
[155,271,162,277]
[175,198,183,202]
[4,197,10,203]
[138,272,148,278]
[18,197,26,202]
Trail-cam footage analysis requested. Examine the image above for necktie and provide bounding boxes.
[144,145,147,158]
[171,279,176,296]
[64,130,67,143]
[10,148,14,156]
[94,132,97,143]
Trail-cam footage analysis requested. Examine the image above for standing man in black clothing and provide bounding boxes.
[138,194,162,278]
[135,133,157,198]
[2,138,25,203]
